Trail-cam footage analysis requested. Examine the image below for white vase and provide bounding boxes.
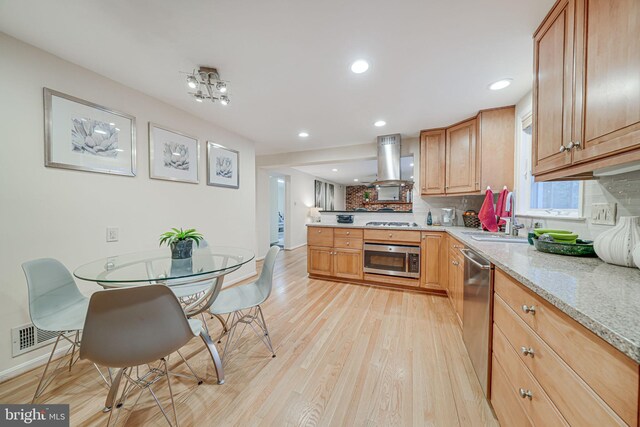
[633,243,640,271]
[594,216,640,268]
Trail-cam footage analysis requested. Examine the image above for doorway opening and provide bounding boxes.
[269,175,286,248]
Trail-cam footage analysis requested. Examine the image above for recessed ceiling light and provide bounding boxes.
[350,60,369,74]
[298,131,309,138]
[374,120,386,127]
[353,178,359,182]
[332,168,338,172]
[489,79,513,91]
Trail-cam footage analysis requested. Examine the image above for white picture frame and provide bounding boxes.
[149,123,199,184]
[44,88,136,176]
[207,142,239,189]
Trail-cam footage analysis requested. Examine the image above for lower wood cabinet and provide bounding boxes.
[332,249,363,280]
[307,246,333,276]
[447,238,465,327]
[491,268,639,427]
[420,232,446,291]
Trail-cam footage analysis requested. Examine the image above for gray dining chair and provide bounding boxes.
[210,245,280,364]
[80,285,217,426]
[22,258,89,403]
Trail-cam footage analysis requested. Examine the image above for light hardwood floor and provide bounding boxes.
[0,247,498,426]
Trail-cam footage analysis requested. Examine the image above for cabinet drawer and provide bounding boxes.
[363,229,420,243]
[449,237,464,253]
[491,355,532,427]
[334,228,363,238]
[494,295,626,426]
[307,227,334,247]
[492,325,569,427]
[334,237,363,250]
[494,269,639,426]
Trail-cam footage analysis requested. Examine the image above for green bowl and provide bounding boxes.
[532,237,597,257]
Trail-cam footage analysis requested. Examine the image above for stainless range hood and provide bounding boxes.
[371,133,408,186]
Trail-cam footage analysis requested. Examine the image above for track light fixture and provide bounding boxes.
[185,66,231,106]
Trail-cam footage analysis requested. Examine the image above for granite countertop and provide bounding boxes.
[307,223,640,363]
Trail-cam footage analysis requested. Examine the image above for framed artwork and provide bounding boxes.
[207,142,239,189]
[314,180,335,210]
[149,123,199,183]
[44,88,136,176]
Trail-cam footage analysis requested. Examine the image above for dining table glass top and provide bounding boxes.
[73,246,255,285]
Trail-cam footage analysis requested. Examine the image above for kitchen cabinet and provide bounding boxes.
[420,106,514,196]
[307,227,363,280]
[419,129,446,195]
[447,238,465,327]
[420,232,446,290]
[491,268,639,426]
[532,0,640,181]
[446,118,478,194]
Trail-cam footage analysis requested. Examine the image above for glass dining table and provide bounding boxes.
[74,245,255,323]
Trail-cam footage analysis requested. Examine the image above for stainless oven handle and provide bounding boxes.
[459,248,491,270]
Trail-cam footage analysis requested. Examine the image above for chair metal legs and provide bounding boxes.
[105,357,194,426]
[218,304,276,365]
[32,332,81,403]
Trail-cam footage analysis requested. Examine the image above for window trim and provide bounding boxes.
[515,110,585,220]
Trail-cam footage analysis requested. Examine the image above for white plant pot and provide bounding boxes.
[594,216,640,268]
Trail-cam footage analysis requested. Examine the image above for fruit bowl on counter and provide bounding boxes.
[530,229,597,257]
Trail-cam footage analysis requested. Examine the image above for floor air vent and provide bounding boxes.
[11,323,60,357]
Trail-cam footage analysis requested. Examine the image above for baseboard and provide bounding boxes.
[285,243,307,251]
[0,269,259,384]
[0,343,73,383]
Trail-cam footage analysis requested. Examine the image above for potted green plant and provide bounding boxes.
[364,191,371,202]
[159,228,203,259]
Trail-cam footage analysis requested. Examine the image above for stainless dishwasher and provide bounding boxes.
[460,248,493,397]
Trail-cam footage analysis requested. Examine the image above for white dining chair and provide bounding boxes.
[80,285,214,426]
[210,245,280,363]
[22,258,89,403]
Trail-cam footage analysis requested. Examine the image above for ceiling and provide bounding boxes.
[0,0,554,155]
[292,156,414,186]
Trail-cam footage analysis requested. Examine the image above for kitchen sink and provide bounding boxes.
[462,231,529,244]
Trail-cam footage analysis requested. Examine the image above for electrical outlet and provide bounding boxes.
[591,203,616,225]
[106,227,119,242]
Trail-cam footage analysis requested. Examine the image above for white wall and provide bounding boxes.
[0,33,257,376]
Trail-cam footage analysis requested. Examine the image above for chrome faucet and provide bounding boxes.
[509,192,525,236]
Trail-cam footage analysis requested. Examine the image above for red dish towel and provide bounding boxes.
[479,188,498,232]
[495,188,509,226]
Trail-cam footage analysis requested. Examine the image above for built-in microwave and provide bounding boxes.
[363,243,420,279]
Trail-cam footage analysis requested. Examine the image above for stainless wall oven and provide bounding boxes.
[363,243,420,279]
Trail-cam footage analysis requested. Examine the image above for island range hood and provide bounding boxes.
[371,133,409,187]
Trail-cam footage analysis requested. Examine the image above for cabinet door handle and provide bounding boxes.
[567,140,581,150]
[318,230,322,233]
[521,346,535,357]
[346,241,350,246]
[452,261,459,266]
[521,305,536,314]
[388,233,393,238]
[559,145,567,153]
[346,231,350,235]
[519,388,533,400]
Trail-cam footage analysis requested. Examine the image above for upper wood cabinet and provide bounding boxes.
[446,119,478,194]
[420,130,446,195]
[420,106,515,196]
[533,0,640,180]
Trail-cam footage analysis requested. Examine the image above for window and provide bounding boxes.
[516,112,583,218]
